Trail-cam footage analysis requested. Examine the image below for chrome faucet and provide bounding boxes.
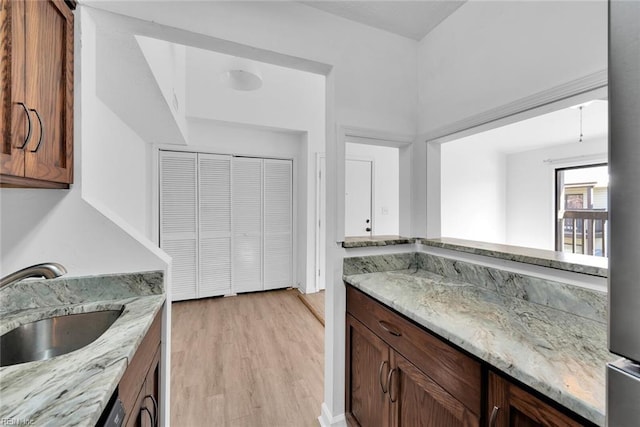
[0,263,67,289]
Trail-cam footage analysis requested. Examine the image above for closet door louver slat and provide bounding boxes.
[160,152,293,300]
[198,154,232,297]
[160,151,198,301]
[232,157,264,293]
[264,159,293,290]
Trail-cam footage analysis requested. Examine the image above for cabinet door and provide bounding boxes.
[23,0,73,184]
[0,0,27,177]
[390,351,479,427]
[346,314,391,427]
[487,372,584,427]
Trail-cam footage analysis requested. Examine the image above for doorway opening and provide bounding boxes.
[344,142,400,238]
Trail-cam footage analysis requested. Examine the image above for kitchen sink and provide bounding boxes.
[0,309,123,367]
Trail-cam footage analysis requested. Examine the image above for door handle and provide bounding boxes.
[28,109,44,153]
[15,102,32,149]
[387,368,398,403]
[378,360,389,393]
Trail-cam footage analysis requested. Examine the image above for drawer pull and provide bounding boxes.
[489,405,500,427]
[378,320,402,337]
[387,368,398,403]
[378,360,389,393]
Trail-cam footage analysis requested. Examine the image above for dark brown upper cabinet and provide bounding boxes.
[1,0,74,189]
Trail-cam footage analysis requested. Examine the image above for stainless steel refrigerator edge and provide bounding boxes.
[607,0,640,426]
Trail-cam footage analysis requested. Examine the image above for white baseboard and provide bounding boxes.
[318,403,348,427]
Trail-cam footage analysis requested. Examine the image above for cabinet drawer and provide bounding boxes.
[346,286,481,416]
[120,308,162,422]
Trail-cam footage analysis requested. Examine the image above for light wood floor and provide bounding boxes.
[171,289,324,427]
[298,291,325,326]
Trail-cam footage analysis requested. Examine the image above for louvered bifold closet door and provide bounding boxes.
[160,151,198,301]
[263,159,293,290]
[198,154,232,297]
[232,157,263,293]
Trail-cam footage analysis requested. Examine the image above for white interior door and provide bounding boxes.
[198,153,232,297]
[345,159,373,237]
[263,159,293,290]
[232,157,263,293]
[159,151,198,301]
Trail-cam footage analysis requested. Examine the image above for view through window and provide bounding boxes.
[555,164,609,257]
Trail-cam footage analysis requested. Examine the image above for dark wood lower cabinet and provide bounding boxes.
[487,372,586,427]
[346,285,595,427]
[120,308,162,427]
[391,351,479,427]
[346,287,481,427]
[346,314,390,427]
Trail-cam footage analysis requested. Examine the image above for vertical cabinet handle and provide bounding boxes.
[28,109,44,153]
[387,368,398,403]
[140,406,153,426]
[149,395,158,427]
[378,360,389,393]
[15,102,32,149]
[140,395,158,427]
[489,405,500,427]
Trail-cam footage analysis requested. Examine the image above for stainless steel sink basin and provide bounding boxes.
[0,309,123,367]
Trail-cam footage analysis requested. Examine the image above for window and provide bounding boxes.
[555,164,608,257]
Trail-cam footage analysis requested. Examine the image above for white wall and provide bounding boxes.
[1,7,167,279]
[136,36,188,140]
[417,0,608,240]
[345,143,399,236]
[82,2,419,424]
[417,0,607,136]
[441,141,507,243]
[182,46,325,294]
[506,138,607,250]
[86,0,417,134]
[183,118,308,293]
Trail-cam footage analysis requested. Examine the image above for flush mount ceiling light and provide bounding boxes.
[223,59,263,91]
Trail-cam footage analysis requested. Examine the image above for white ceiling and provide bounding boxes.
[447,100,609,154]
[301,1,466,41]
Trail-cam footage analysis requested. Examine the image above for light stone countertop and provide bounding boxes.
[344,268,613,426]
[421,237,608,277]
[0,272,165,426]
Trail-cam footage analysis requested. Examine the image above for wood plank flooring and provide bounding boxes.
[297,291,325,326]
[171,289,324,427]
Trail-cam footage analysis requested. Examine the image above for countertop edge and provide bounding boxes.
[344,273,607,426]
[0,294,166,426]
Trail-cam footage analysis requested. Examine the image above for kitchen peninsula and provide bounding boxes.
[343,251,611,426]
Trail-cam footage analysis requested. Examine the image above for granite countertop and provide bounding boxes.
[344,267,612,426]
[421,237,608,277]
[0,272,165,426]
[342,235,416,248]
